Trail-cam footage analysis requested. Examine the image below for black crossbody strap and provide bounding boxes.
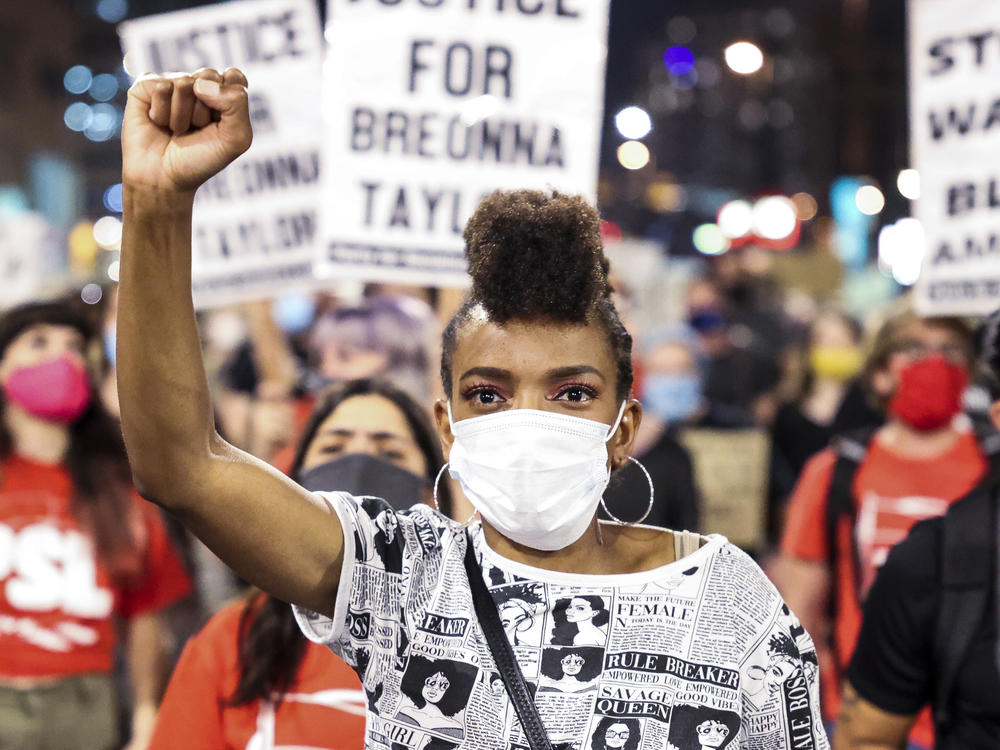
[463,533,553,750]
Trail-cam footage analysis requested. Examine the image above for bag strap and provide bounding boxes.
[463,533,553,750]
[932,484,996,731]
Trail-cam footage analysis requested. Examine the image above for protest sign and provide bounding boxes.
[679,428,770,551]
[0,214,44,310]
[317,0,611,287]
[119,0,323,308]
[910,0,1000,314]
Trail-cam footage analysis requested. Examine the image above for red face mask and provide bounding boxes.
[887,357,968,432]
[1,355,92,423]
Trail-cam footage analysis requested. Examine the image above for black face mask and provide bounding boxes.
[298,453,428,511]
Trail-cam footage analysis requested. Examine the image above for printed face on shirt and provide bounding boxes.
[764,656,797,695]
[422,672,450,704]
[561,653,585,676]
[604,723,630,748]
[499,601,531,632]
[301,394,428,477]
[566,597,598,623]
[697,719,729,748]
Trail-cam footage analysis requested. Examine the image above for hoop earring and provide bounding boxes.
[433,463,478,526]
[600,456,654,526]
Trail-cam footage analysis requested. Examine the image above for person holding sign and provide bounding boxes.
[118,68,827,749]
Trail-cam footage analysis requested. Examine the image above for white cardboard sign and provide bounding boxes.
[910,0,1000,314]
[119,0,324,308]
[317,0,610,287]
[0,214,44,310]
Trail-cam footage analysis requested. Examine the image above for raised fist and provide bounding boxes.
[122,68,253,193]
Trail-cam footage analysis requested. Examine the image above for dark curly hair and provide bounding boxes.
[440,190,633,401]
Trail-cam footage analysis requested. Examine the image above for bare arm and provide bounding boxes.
[773,555,832,648]
[118,69,342,615]
[123,612,167,750]
[833,682,915,750]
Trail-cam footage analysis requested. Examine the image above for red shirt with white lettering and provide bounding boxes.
[0,455,192,679]
[149,595,366,750]
[781,430,986,746]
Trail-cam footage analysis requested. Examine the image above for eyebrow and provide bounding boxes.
[322,428,407,441]
[458,365,606,382]
[458,366,512,381]
[546,365,606,382]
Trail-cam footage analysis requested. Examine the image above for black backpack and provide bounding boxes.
[824,425,1000,734]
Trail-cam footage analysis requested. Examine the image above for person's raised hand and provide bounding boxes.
[122,68,252,194]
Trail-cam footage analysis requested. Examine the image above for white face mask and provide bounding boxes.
[447,402,626,551]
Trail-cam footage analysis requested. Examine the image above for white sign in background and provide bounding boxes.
[0,214,44,310]
[318,0,611,287]
[911,0,1000,315]
[119,0,323,308]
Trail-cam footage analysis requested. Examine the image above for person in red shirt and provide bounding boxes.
[0,300,191,750]
[149,377,453,750]
[776,309,983,749]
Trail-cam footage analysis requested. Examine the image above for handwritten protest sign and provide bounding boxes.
[910,0,1000,314]
[680,428,770,550]
[119,0,323,308]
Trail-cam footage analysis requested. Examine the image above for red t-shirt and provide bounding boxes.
[149,596,366,750]
[781,429,986,745]
[0,455,192,679]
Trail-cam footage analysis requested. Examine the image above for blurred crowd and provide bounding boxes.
[2,237,998,749]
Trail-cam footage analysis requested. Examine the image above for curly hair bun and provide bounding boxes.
[463,189,609,323]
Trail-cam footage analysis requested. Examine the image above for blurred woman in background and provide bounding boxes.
[0,300,191,750]
[148,377,451,750]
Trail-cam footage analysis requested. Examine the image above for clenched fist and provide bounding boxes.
[122,68,253,193]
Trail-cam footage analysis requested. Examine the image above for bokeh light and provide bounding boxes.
[724,42,764,75]
[645,181,687,212]
[96,0,128,23]
[64,102,93,132]
[107,259,121,282]
[717,200,753,239]
[897,169,920,200]
[615,106,652,139]
[855,184,885,215]
[663,46,695,76]
[103,183,123,213]
[878,218,925,286]
[84,103,120,142]
[693,224,730,256]
[617,141,650,170]
[69,221,98,274]
[93,215,122,249]
[666,17,696,44]
[89,73,119,102]
[791,192,818,221]
[81,283,103,305]
[751,196,798,240]
[63,65,93,95]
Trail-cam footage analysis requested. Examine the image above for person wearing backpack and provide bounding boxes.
[775,308,994,749]
[833,309,1000,749]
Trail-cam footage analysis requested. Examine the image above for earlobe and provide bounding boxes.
[433,398,455,459]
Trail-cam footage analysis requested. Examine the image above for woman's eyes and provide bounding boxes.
[554,385,598,403]
[462,386,507,406]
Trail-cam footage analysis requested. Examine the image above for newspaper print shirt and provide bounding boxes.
[294,493,828,750]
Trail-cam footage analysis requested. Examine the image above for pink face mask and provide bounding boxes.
[2,355,92,423]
